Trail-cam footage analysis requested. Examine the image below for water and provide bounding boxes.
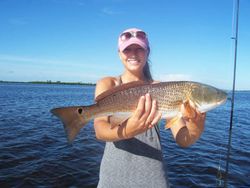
[0,83,249,187]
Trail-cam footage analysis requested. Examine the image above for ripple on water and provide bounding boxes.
[0,83,249,187]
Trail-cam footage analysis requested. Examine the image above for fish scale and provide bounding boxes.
[99,82,190,113]
[51,81,227,143]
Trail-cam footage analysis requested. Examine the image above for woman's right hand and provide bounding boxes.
[123,93,162,138]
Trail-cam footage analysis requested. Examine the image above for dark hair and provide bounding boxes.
[143,47,153,81]
[143,60,153,81]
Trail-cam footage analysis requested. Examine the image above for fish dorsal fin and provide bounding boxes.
[95,81,149,102]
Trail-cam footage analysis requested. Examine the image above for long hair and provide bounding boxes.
[143,60,153,81]
[143,47,153,81]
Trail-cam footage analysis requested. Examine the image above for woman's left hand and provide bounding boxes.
[170,100,206,147]
[181,100,206,127]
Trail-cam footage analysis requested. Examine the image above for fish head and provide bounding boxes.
[190,83,227,113]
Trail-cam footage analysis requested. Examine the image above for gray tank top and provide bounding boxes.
[97,76,169,188]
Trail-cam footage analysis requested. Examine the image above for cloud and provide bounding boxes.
[51,0,85,6]
[7,70,14,74]
[0,54,61,65]
[0,54,120,72]
[101,7,123,15]
[0,54,111,83]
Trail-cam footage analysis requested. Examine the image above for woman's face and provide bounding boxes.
[119,44,148,74]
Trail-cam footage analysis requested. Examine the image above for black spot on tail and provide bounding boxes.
[78,108,83,114]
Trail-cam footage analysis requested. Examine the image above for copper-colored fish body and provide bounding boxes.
[51,81,227,143]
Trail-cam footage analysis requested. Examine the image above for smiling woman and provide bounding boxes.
[93,28,206,188]
[94,28,169,188]
[118,28,152,81]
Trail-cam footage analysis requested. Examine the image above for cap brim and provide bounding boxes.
[119,38,148,52]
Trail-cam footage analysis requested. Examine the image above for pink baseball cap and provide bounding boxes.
[118,28,149,52]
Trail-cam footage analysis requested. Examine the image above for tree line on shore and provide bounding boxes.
[0,80,96,86]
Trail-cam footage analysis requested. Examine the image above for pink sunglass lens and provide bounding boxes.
[120,32,132,41]
[136,31,146,40]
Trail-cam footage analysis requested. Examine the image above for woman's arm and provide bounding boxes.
[170,101,206,148]
[94,77,161,142]
[94,77,123,141]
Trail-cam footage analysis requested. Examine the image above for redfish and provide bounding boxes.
[51,81,227,143]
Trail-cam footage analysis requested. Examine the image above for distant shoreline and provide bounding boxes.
[0,80,96,86]
[0,80,249,91]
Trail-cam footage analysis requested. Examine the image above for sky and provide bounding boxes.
[0,0,249,90]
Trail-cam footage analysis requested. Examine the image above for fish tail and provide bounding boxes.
[51,105,93,143]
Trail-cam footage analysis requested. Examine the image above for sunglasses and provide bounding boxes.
[120,31,147,41]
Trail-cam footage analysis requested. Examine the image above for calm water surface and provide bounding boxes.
[0,83,249,187]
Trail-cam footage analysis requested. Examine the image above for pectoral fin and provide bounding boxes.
[165,115,182,129]
[109,113,131,129]
[165,100,198,129]
[183,100,197,119]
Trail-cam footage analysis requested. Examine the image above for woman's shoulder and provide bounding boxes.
[95,76,119,98]
[96,76,120,87]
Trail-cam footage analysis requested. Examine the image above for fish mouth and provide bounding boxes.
[216,90,228,106]
[196,96,228,113]
[217,97,227,106]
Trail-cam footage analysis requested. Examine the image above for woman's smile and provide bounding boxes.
[119,44,148,73]
[127,58,141,65]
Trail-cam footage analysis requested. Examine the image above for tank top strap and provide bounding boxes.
[116,75,123,86]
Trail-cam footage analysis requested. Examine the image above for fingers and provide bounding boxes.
[145,99,161,128]
[135,93,151,120]
[197,111,206,122]
[126,93,161,138]
[134,93,160,126]
[134,95,146,118]
[181,101,196,119]
[181,101,206,122]
[145,99,156,125]
[148,111,162,129]
[141,93,152,121]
